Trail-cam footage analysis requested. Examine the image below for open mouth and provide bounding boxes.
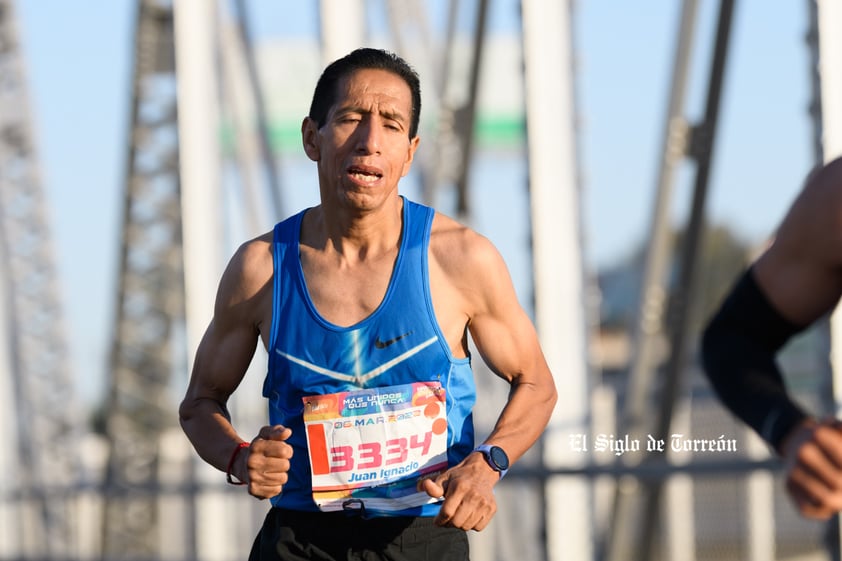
[347,165,383,184]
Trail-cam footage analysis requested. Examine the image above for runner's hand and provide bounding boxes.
[245,425,294,500]
[419,452,498,531]
[782,417,842,519]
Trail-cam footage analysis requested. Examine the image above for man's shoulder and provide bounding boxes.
[238,229,274,257]
[430,211,479,248]
[211,230,275,318]
[429,211,505,274]
[226,231,275,285]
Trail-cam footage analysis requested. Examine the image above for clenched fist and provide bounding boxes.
[234,425,294,500]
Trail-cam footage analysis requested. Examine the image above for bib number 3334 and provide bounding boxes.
[302,382,448,512]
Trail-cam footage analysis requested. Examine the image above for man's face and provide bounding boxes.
[303,68,420,212]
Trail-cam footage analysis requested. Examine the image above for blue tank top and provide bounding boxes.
[264,197,476,516]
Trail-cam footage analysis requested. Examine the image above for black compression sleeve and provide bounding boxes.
[701,268,809,453]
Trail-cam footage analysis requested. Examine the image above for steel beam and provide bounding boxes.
[100,0,183,557]
[0,0,81,557]
[521,1,591,560]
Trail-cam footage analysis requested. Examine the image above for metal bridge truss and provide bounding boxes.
[0,0,82,558]
[99,0,184,558]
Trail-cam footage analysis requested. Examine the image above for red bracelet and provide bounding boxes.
[226,442,249,485]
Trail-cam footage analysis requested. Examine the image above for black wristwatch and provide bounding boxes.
[475,444,509,479]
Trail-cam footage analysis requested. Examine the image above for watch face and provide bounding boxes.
[490,446,509,470]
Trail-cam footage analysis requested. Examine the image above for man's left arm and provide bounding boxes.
[421,233,558,530]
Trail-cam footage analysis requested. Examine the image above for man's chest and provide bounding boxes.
[300,253,397,328]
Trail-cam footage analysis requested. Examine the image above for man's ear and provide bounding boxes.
[401,135,420,177]
[301,117,320,162]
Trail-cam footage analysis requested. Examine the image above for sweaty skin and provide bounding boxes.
[179,67,558,531]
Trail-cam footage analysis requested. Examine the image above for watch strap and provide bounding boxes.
[475,444,509,479]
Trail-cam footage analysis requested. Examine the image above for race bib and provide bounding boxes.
[302,382,448,512]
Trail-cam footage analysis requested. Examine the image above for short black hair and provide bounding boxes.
[308,48,421,139]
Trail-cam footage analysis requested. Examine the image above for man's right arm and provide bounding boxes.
[178,237,293,499]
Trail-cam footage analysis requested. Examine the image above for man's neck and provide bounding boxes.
[303,197,404,264]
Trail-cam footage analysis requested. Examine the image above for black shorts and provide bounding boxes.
[248,507,470,561]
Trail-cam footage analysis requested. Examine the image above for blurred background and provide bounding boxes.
[0,0,839,559]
